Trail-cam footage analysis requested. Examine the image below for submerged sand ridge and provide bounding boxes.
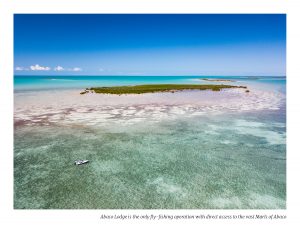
[14,87,284,127]
[14,105,286,209]
[14,84,286,209]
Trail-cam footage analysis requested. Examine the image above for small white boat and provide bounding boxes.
[74,160,89,165]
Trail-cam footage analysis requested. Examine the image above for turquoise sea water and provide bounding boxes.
[14,75,286,91]
[14,76,286,209]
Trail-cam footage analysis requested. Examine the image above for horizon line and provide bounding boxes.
[13,74,286,77]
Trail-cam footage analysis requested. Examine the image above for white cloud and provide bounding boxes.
[15,67,27,71]
[54,66,64,71]
[15,67,29,71]
[54,66,82,71]
[18,64,82,72]
[69,67,82,72]
[99,68,105,72]
[30,64,51,71]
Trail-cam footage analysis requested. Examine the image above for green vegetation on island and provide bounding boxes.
[80,84,247,95]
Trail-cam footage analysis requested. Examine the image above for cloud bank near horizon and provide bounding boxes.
[15,64,82,72]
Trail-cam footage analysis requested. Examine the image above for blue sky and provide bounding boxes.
[14,14,286,76]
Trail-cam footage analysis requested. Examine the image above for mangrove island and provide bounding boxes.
[80,84,247,95]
